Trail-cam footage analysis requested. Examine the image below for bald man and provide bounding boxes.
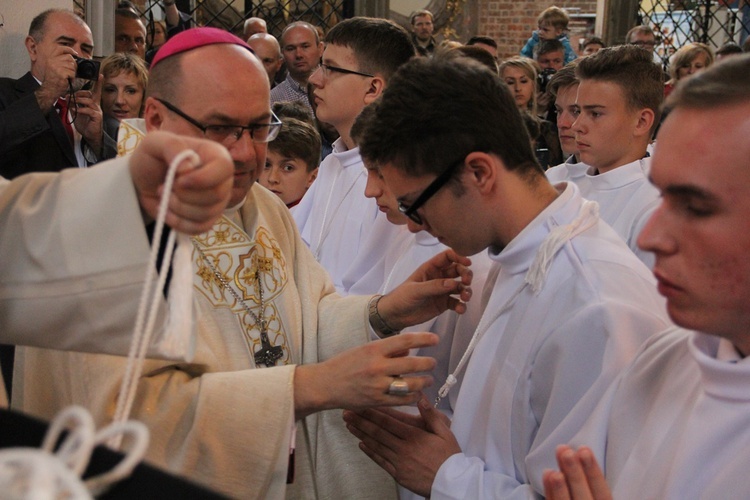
[248,32,283,86]
[270,21,322,114]
[243,16,267,39]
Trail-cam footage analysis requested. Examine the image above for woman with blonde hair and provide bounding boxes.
[498,56,562,168]
[100,52,149,121]
[665,42,714,97]
[147,19,167,52]
[99,52,149,144]
[499,56,539,113]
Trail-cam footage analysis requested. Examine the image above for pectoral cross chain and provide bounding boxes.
[193,243,284,368]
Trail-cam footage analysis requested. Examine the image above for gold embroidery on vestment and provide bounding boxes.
[193,215,291,365]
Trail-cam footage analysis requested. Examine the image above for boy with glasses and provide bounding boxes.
[293,17,416,294]
[349,104,493,422]
[342,56,670,499]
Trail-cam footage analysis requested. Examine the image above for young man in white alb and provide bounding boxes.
[546,45,662,267]
[292,18,416,294]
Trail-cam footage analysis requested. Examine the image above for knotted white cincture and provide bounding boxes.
[110,149,200,447]
[0,406,149,499]
[525,201,599,294]
[435,200,600,406]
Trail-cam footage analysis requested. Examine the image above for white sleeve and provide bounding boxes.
[0,158,167,356]
[432,302,665,499]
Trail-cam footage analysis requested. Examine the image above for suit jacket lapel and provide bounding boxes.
[16,72,78,167]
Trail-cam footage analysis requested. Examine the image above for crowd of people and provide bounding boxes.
[1,2,750,499]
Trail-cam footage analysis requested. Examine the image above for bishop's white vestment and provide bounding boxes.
[0,160,184,406]
[13,182,394,499]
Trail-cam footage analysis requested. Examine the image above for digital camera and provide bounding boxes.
[537,67,557,93]
[74,57,101,80]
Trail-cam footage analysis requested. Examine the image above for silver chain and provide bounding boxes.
[193,242,264,324]
[192,241,283,367]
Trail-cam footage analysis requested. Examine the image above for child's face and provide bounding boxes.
[538,23,563,40]
[259,150,317,206]
[677,51,710,80]
[583,43,604,56]
[363,164,408,226]
[572,79,644,173]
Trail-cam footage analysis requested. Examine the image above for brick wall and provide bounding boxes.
[475,0,599,60]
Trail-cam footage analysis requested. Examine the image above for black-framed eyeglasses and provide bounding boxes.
[155,98,282,144]
[398,159,464,225]
[318,63,374,80]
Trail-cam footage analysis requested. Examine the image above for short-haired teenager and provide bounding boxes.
[546,45,663,266]
[293,17,416,294]
[546,63,580,162]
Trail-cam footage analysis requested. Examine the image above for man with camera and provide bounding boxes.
[0,8,116,180]
[533,39,564,138]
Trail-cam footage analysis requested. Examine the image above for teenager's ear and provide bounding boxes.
[364,76,386,105]
[306,167,318,188]
[463,151,497,194]
[634,108,656,138]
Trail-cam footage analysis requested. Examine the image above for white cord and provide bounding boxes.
[434,201,599,406]
[110,149,200,447]
[0,406,150,499]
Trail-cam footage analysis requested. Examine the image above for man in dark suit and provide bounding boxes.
[0,8,115,180]
[0,8,116,398]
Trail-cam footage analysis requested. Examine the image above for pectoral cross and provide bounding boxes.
[254,320,283,367]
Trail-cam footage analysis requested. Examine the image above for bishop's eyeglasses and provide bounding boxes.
[155,98,282,144]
